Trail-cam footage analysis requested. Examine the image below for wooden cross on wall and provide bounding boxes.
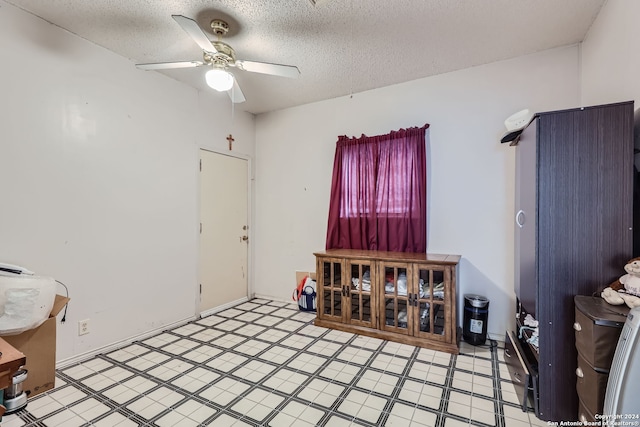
[227,134,234,150]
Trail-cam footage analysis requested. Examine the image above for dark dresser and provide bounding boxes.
[510,101,634,421]
[574,295,629,422]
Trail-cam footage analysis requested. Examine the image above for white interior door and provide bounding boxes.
[199,149,249,314]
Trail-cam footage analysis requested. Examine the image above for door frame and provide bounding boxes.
[196,147,253,316]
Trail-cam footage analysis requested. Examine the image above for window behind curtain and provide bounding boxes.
[326,125,428,252]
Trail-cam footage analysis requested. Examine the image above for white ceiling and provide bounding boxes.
[5,0,605,115]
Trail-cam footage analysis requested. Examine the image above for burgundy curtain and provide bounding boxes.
[325,125,428,252]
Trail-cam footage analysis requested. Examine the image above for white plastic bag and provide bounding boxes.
[0,273,56,335]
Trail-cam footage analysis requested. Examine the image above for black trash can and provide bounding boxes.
[463,294,489,346]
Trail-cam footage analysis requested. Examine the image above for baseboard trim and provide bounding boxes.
[199,296,249,318]
[56,314,198,369]
[61,295,500,369]
[488,332,505,342]
[57,298,259,369]
[253,294,297,307]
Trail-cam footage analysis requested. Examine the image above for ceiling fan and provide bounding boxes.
[136,15,301,103]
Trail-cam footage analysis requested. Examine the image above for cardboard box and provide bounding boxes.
[295,271,316,287]
[1,294,70,398]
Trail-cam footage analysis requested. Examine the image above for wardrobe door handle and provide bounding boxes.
[505,349,512,358]
[516,210,525,228]
[513,371,522,383]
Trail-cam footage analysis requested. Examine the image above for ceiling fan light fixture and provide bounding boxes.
[205,69,234,92]
[137,14,298,104]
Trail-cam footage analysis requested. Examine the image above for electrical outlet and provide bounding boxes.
[78,319,90,336]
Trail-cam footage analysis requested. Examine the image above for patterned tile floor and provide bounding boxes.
[1,299,546,427]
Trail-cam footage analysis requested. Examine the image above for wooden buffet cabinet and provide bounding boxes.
[314,249,461,354]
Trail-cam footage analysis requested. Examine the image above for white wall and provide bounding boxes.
[581,0,640,107]
[0,2,255,362]
[254,47,581,338]
[5,0,618,359]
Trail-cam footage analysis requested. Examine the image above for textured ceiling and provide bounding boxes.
[5,0,605,115]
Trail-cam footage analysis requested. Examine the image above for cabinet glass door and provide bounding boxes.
[347,260,374,327]
[414,265,446,340]
[381,263,410,335]
[319,258,343,322]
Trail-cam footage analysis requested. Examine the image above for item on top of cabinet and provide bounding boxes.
[601,257,640,309]
[601,287,625,305]
[500,109,535,144]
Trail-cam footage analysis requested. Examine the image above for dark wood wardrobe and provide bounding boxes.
[511,101,634,421]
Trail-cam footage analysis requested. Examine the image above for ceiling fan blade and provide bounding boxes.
[172,15,217,53]
[235,60,300,79]
[228,78,246,104]
[136,60,204,70]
